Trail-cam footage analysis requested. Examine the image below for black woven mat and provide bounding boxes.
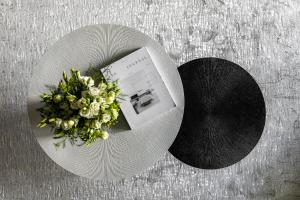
[169,58,266,169]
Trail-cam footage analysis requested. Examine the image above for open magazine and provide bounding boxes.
[101,47,175,129]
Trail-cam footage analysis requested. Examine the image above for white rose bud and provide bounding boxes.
[66,95,76,102]
[53,94,63,103]
[100,131,109,140]
[79,76,94,87]
[76,71,81,79]
[102,113,111,123]
[68,120,75,128]
[89,86,100,96]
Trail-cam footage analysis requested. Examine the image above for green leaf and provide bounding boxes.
[48,118,55,122]
[53,131,65,139]
[37,123,47,128]
[63,71,68,82]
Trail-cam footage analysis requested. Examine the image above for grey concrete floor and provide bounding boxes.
[0,0,300,199]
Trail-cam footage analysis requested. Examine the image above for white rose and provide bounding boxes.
[89,101,100,116]
[98,82,107,91]
[105,96,115,104]
[77,98,88,109]
[108,91,116,99]
[79,107,93,119]
[89,86,100,96]
[101,113,111,123]
[100,131,109,140]
[79,76,94,87]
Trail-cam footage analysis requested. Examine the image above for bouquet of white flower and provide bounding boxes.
[37,67,122,148]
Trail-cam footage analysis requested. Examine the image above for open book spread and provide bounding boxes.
[101,47,175,129]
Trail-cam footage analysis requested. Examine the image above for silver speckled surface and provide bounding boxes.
[1,0,300,199]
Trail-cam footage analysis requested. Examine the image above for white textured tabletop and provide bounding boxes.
[1,0,300,199]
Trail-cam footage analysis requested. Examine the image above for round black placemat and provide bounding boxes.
[169,58,266,169]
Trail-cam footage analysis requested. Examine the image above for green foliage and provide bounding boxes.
[37,67,122,148]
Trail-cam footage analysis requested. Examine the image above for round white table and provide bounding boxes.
[27,24,184,181]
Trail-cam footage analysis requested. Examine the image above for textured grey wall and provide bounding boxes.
[0,0,300,199]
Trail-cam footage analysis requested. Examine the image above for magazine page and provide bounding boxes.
[101,47,175,129]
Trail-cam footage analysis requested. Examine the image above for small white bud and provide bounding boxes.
[101,131,109,140]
